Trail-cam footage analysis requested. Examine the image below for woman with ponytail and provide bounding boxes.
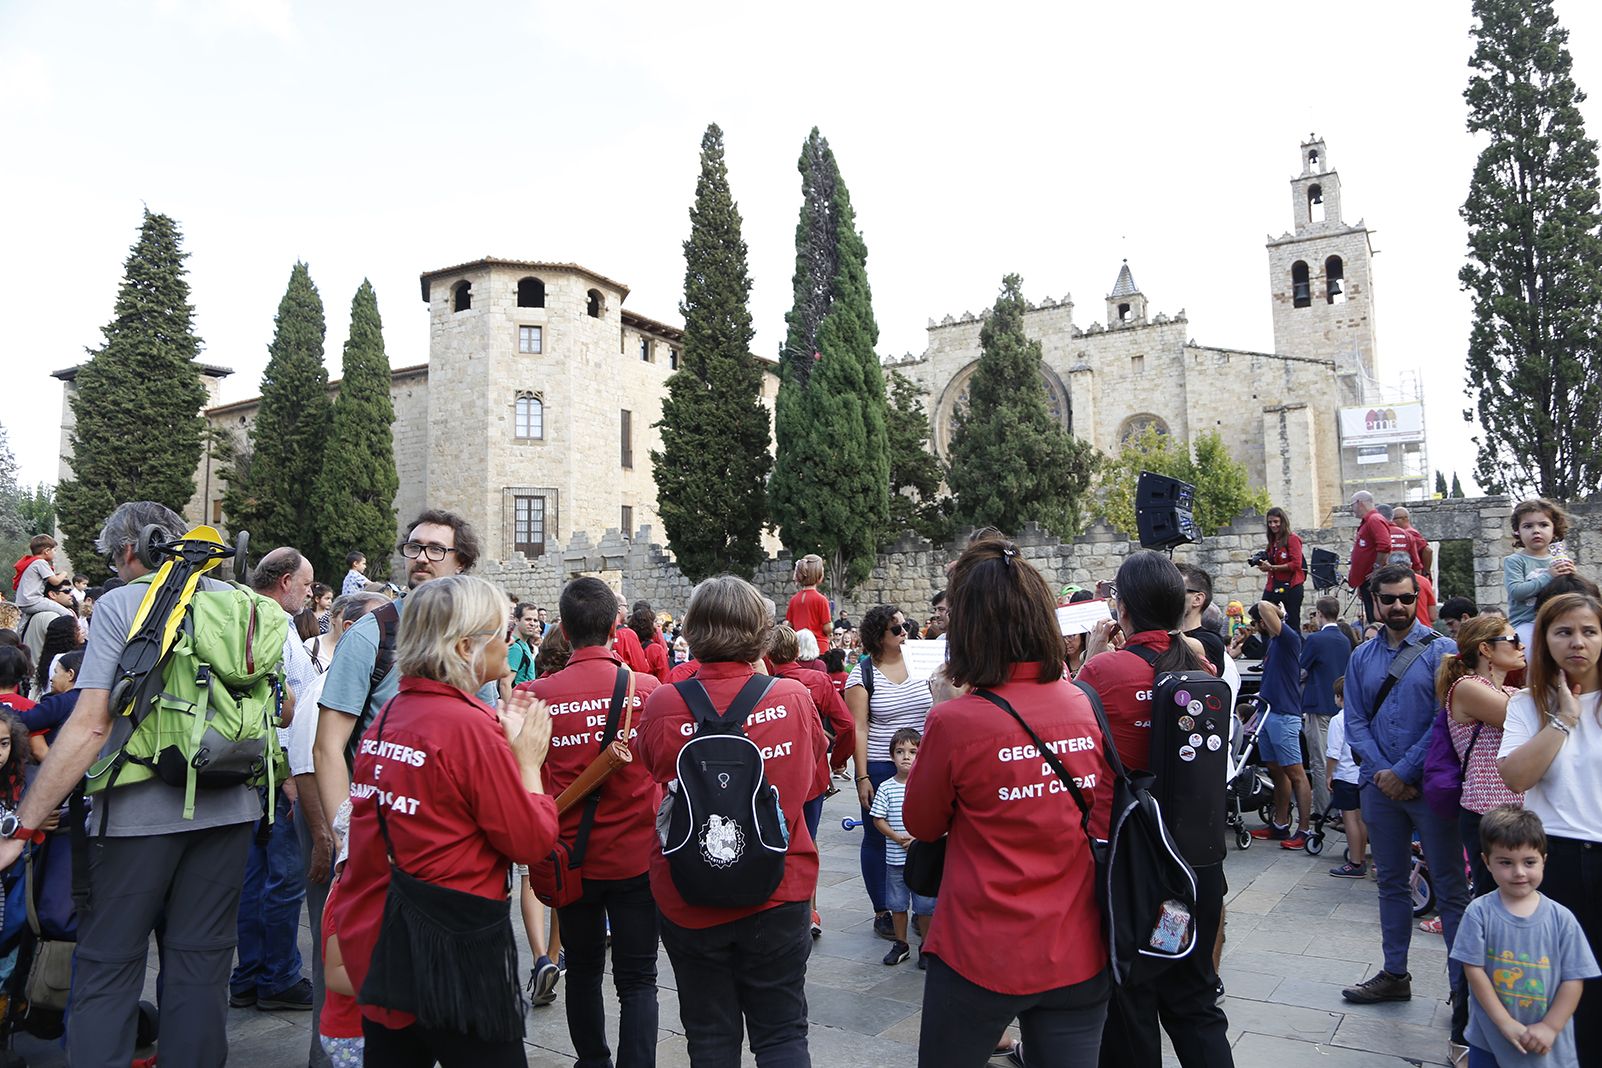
[1434,614,1525,898]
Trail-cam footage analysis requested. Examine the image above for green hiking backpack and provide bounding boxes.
[87,575,289,820]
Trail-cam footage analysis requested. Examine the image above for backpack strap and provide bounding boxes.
[857,656,874,697]
[674,675,775,733]
[570,667,632,868]
[368,601,401,696]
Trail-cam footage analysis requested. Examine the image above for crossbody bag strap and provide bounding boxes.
[1372,632,1438,711]
[975,689,1096,839]
[570,668,633,867]
[368,697,405,874]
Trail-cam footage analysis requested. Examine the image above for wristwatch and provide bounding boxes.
[0,813,44,844]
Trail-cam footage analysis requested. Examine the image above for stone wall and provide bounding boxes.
[475,496,1598,624]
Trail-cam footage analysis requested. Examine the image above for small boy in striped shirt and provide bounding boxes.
[871,727,937,967]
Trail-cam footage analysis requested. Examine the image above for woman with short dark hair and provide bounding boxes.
[905,536,1113,1067]
[846,603,934,936]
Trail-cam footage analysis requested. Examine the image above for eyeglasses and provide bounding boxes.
[1376,592,1418,605]
[1486,634,1523,648]
[401,542,458,562]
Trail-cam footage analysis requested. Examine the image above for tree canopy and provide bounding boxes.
[1099,425,1269,537]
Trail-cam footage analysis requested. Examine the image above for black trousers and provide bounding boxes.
[361,1017,527,1067]
[1098,863,1233,1068]
[1541,835,1602,1067]
[1264,581,1305,628]
[918,955,1109,1068]
[556,873,659,1068]
[659,899,811,1068]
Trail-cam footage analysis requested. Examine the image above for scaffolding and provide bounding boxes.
[1339,370,1430,503]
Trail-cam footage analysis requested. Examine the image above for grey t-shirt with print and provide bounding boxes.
[76,577,264,835]
[1450,892,1600,1066]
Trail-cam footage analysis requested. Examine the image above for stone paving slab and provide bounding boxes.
[8,789,1463,1066]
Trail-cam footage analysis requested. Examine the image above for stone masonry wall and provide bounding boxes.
[475,496,1597,624]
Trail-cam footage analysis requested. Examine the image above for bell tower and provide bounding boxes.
[1265,136,1378,395]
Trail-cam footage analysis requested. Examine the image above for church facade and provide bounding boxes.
[894,137,1387,529]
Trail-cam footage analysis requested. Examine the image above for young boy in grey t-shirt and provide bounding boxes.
[1449,806,1598,1066]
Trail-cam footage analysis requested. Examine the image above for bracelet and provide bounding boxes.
[855,775,871,782]
[1546,716,1571,736]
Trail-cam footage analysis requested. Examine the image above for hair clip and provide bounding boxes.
[1001,546,1017,566]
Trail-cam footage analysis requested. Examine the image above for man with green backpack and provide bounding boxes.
[0,500,291,1068]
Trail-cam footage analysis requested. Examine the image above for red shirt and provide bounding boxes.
[1265,532,1306,589]
[636,662,827,929]
[612,625,652,674]
[1402,526,1428,569]
[522,646,661,880]
[666,659,701,684]
[903,665,1111,994]
[1348,510,1394,587]
[319,880,362,1040]
[786,589,833,654]
[772,661,856,796]
[641,637,670,682]
[332,676,559,1029]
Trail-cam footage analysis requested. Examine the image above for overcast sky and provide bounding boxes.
[5,0,1601,508]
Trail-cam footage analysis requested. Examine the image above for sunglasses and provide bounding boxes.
[1376,592,1417,605]
[1486,634,1523,648]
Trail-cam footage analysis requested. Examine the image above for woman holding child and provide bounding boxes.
[904,535,1113,1067]
[1497,591,1602,1065]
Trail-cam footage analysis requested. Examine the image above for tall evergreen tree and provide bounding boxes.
[312,281,399,580]
[1461,0,1602,499]
[884,372,953,545]
[57,209,207,581]
[1451,472,1466,498]
[223,263,330,559]
[947,275,1100,536]
[1435,470,1449,497]
[769,129,890,597]
[653,124,772,581]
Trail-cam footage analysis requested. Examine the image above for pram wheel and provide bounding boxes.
[1235,825,1252,850]
[1410,856,1436,917]
[1304,832,1325,856]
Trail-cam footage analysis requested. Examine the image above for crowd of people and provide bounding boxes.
[0,488,1595,1068]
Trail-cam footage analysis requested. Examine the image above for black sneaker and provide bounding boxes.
[883,940,910,966]
[1006,1040,1025,1068]
[1341,970,1411,1003]
[873,913,896,940]
[916,948,927,971]
[257,977,313,1011]
[529,956,560,1007]
[1214,978,1226,1006]
[227,987,257,1009]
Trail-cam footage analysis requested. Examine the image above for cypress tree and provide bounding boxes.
[224,262,330,560]
[1461,0,1602,499]
[653,124,771,581]
[57,209,208,581]
[1435,470,1449,497]
[311,281,399,580]
[884,371,952,545]
[770,129,889,597]
[947,275,1100,536]
[1451,472,1466,498]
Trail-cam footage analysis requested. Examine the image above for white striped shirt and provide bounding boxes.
[846,659,933,763]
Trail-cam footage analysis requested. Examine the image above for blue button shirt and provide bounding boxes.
[1341,621,1455,786]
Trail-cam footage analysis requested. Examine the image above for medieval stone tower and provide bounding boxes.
[1265,136,1378,401]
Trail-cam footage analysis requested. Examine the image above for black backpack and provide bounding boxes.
[1127,645,1231,866]
[984,680,1199,989]
[659,677,790,908]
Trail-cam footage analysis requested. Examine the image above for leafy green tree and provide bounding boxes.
[769,129,890,595]
[222,262,331,558]
[1435,470,1449,497]
[57,209,208,582]
[884,371,953,544]
[1461,0,1602,499]
[1451,472,1466,498]
[1099,425,1270,537]
[653,124,772,581]
[1437,539,1475,600]
[312,281,399,581]
[947,275,1100,536]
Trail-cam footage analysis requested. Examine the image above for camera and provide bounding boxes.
[1248,550,1270,567]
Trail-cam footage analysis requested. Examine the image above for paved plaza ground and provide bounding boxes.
[11,790,1463,1067]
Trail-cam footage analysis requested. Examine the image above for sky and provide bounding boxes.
[4,0,1602,504]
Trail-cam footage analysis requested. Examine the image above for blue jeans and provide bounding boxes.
[884,865,937,917]
[230,788,306,996]
[859,760,895,912]
[1359,782,1469,981]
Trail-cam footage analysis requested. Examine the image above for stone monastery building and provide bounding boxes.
[52,138,1395,566]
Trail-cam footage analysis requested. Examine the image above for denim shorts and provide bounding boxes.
[1330,779,1361,812]
[1259,711,1304,766]
[884,864,937,917]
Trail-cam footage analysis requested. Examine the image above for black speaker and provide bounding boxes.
[1135,472,1199,550]
[1311,548,1340,590]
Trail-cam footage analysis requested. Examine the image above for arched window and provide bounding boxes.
[1307,184,1325,224]
[586,289,604,318]
[1291,261,1311,308]
[514,392,544,440]
[517,277,545,308]
[1326,256,1346,304]
[1118,413,1170,445]
[1117,302,1132,322]
[452,280,472,313]
[1307,149,1321,173]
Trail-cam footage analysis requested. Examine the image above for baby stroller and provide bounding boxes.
[1225,700,1274,850]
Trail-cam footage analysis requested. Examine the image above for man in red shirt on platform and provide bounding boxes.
[522,577,661,1068]
[611,594,653,674]
[1347,491,1395,624]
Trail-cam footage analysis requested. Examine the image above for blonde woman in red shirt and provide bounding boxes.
[904,535,1114,1067]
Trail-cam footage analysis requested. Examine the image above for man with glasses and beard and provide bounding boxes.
[1339,566,1471,1046]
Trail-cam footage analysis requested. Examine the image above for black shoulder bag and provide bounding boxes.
[358,699,526,1042]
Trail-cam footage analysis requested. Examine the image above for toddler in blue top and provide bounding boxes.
[1503,499,1576,647]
